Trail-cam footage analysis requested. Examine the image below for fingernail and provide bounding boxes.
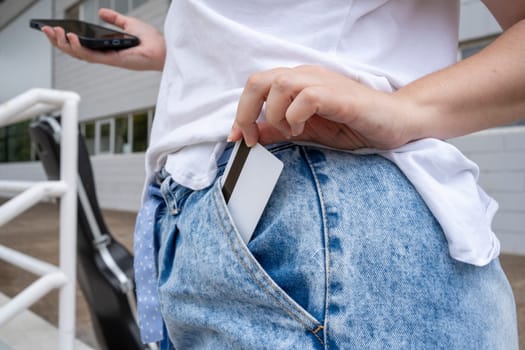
[291,125,303,137]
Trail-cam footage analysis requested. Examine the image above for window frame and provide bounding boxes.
[78,106,154,157]
[95,118,115,155]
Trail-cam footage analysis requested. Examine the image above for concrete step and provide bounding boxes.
[0,293,94,350]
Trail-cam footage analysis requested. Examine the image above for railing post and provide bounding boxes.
[57,97,79,350]
[0,88,81,350]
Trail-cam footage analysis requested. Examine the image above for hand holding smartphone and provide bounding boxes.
[30,19,139,50]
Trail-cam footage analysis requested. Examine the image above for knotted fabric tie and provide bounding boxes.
[134,187,164,343]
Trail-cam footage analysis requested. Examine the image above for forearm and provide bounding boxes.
[396,19,525,142]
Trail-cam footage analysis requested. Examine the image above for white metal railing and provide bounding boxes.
[0,88,80,350]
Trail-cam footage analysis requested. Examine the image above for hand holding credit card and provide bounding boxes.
[221,140,284,244]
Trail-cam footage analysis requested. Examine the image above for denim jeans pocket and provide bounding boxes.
[157,146,327,348]
[210,178,323,334]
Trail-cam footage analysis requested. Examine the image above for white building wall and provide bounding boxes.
[0,154,145,211]
[0,0,52,102]
[450,128,525,255]
[90,153,146,211]
[0,162,47,199]
[459,0,501,41]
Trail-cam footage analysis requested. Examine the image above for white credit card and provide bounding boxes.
[221,140,284,244]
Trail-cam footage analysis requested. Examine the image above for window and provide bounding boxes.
[0,127,7,162]
[83,122,95,155]
[9,121,32,162]
[96,119,114,154]
[115,115,131,153]
[78,107,153,156]
[132,111,148,153]
[0,121,32,163]
[0,107,153,163]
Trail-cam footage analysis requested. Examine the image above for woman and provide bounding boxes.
[43,1,521,348]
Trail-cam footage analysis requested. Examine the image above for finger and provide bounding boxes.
[286,86,333,136]
[66,32,94,60]
[235,71,276,146]
[256,122,297,145]
[265,73,297,137]
[98,8,128,30]
[53,26,66,45]
[65,32,105,62]
[227,124,243,142]
[66,32,101,62]
[66,32,84,50]
[41,26,58,46]
[53,26,73,53]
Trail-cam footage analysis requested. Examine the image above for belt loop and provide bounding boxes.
[160,176,180,216]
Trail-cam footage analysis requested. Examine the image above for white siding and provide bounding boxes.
[0,154,145,212]
[0,162,47,198]
[0,0,52,102]
[90,153,146,211]
[450,127,525,255]
[459,0,501,41]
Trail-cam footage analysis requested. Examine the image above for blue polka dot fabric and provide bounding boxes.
[134,192,164,343]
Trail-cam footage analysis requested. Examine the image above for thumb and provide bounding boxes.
[98,8,129,30]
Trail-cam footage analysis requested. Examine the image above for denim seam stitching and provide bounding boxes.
[174,189,193,213]
[212,182,325,345]
[160,178,178,215]
[267,143,296,154]
[302,146,331,349]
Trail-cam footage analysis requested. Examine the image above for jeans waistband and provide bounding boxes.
[218,141,293,167]
[156,141,292,186]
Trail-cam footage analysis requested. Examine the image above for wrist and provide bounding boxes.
[373,92,427,148]
[390,89,441,145]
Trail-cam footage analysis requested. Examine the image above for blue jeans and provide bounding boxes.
[153,144,517,349]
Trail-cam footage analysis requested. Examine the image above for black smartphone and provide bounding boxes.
[30,19,139,50]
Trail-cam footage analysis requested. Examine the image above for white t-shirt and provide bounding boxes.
[146,0,500,266]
